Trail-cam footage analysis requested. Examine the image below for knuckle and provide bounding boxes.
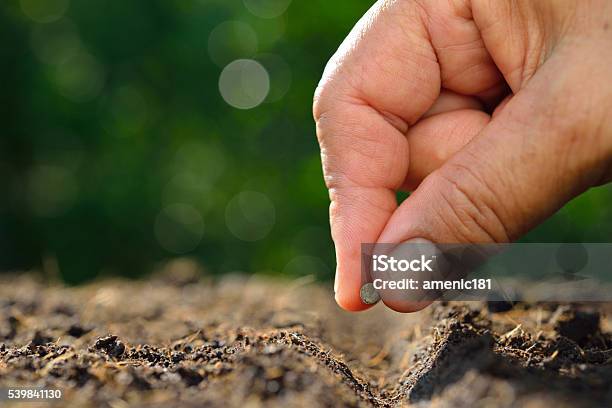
[434,163,510,243]
[312,81,350,145]
[312,83,330,123]
[313,56,350,124]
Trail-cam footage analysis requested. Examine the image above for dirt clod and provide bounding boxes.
[30,330,53,346]
[0,275,611,407]
[91,335,126,358]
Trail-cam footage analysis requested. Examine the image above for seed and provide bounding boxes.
[360,283,380,305]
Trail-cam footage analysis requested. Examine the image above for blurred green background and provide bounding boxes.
[1,0,611,283]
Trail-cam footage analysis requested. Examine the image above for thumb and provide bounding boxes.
[377,48,612,312]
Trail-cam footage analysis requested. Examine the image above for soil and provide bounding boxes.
[1,261,611,407]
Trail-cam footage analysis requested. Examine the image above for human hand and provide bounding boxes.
[313,0,612,312]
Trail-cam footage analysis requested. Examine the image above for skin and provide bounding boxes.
[313,0,612,312]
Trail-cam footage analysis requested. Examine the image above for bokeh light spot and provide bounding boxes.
[52,51,105,102]
[219,59,269,110]
[30,19,81,66]
[243,0,292,19]
[225,191,275,241]
[208,21,258,67]
[155,204,205,254]
[20,0,69,23]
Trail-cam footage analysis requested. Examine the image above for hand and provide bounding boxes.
[313,0,612,312]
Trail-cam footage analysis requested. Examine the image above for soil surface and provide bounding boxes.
[1,261,611,407]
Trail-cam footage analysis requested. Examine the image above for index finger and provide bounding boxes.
[313,0,440,310]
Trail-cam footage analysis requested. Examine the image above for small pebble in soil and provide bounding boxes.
[360,283,380,305]
[91,334,126,358]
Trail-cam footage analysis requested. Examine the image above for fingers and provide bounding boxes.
[403,91,490,190]
[315,1,439,126]
[403,108,490,191]
[315,104,408,311]
[313,1,441,311]
[315,0,612,315]
[421,0,506,98]
[422,90,484,118]
[377,48,612,312]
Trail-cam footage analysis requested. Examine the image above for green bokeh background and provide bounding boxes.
[0,0,610,283]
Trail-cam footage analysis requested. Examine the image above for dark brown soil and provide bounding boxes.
[1,261,611,407]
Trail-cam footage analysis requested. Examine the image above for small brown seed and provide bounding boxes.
[360,283,380,305]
